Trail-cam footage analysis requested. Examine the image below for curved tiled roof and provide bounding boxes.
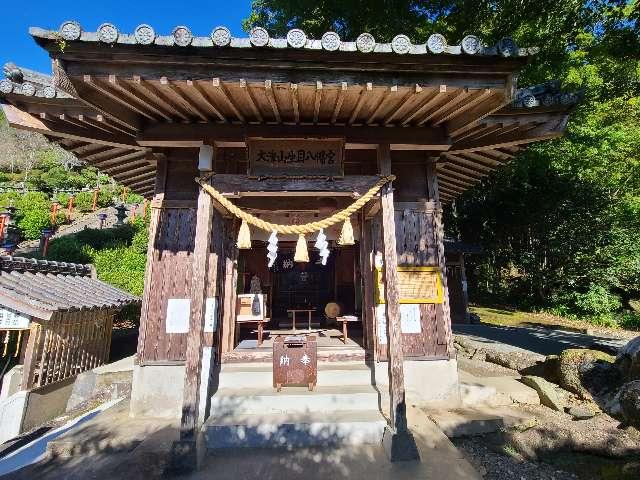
[0,255,140,317]
[29,21,539,57]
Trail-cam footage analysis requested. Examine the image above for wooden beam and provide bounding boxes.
[433,88,492,126]
[377,143,417,460]
[367,85,395,125]
[213,78,245,122]
[160,77,209,122]
[348,82,372,125]
[81,75,151,125]
[428,159,454,357]
[179,178,214,441]
[211,174,383,197]
[139,123,450,149]
[331,82,348,124]
[128,176,156,189]
[443,153,494,172]
[447,93,507,138]
[1,103,146,150]
[401,86,446,126]
[240,79,262,123]
[290,83,300,124]
[382,84,419,125]
[313,81,323,124]
[108,75,171,121]
[439,161,487,180]
[93,150,149,169]
[132,76,190,121]
[419,88,469,126]
[449,118,567,153]
[186,80,227,122]
[263,80,281,123]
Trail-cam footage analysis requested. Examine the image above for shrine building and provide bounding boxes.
[0,21,577,465]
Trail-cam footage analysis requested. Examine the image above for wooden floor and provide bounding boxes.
[223,328,367,363]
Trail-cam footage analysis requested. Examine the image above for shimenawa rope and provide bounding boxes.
[195,175,395,235]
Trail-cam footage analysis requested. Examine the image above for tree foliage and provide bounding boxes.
[246,1,640,326]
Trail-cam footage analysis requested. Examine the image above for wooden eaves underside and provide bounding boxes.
[0,24,578,201]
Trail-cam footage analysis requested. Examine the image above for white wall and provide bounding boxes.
[0,390,28,444]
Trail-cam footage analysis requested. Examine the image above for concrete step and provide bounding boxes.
[218,361,373,389]
[210,385,380,416]
[458,370,540,407]
[427,406,535,438]
[203,410,386,449]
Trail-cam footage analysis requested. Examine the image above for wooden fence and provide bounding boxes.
[21,310,114,390]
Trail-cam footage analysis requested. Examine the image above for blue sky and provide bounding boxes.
[0,0,252,73]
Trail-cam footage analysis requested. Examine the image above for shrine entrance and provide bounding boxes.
[231,239,365,359]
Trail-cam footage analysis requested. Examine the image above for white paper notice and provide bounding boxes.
[376,304,387,345]
[400,304,422,334]
[204,298,217,333]
[0,306,30,329]
[166,298,191,333]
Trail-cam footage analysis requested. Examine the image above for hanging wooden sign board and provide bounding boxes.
[247,138,344,177]
[375,266,444,304]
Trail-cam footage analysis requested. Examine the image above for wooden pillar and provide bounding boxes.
[460,254,470,323]
[427,158,453,354]
[359,210,375,357]
[377,143,419,462]
[168,147,214,473]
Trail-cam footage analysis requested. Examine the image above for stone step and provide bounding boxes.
[203,410,387,449]
[218,362,373,389]
[210,385,380,416]
[427,406,535,438]
[458,370,540,407]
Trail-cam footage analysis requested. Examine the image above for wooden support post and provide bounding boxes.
[92,189,99,211]
[427,159,454,354]
[168,147,215,474]
[359,210,375,357]
[377,143,419,462]
[459,254,470,323]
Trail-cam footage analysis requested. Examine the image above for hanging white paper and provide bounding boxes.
[376,304,387,345]
[166,298,190,333]
[400,304,422,334]
[0,306,30,330]
[204,298,217,333]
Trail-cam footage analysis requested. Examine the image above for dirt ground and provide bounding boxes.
[453,404,640,480]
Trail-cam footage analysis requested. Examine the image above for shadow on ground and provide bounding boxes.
[453,323,627,356]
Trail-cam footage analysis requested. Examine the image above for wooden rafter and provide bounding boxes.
[331,82,347,125]
[213,78,245,123]
[132,76,189,121]
[239,79,262,123]
[290,83,300,124]
[313,81,323,124]
[264,80,281,123]
[401,87,445,126]
[186,80,227,123]
[108,75,171,121]
[160,77,209,122]
[348,82,372,125]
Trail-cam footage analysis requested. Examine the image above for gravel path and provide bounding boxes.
[453,435,579,480]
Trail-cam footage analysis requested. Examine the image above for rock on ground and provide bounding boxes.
[617,336,640,381]
[618,380,640,428]
[485,350,544,372]
[557,349,615,399]
[521,376,566,411]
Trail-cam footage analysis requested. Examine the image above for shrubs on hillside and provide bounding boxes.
[43,216,149,296]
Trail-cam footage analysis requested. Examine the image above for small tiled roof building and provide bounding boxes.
[0,256,140,391]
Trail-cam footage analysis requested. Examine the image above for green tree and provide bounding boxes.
[245,1,640,326]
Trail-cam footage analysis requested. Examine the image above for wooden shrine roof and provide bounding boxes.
[0,22,580,202]
[0,255,140,320]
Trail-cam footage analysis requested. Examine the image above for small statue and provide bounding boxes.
[249,274,262,294]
